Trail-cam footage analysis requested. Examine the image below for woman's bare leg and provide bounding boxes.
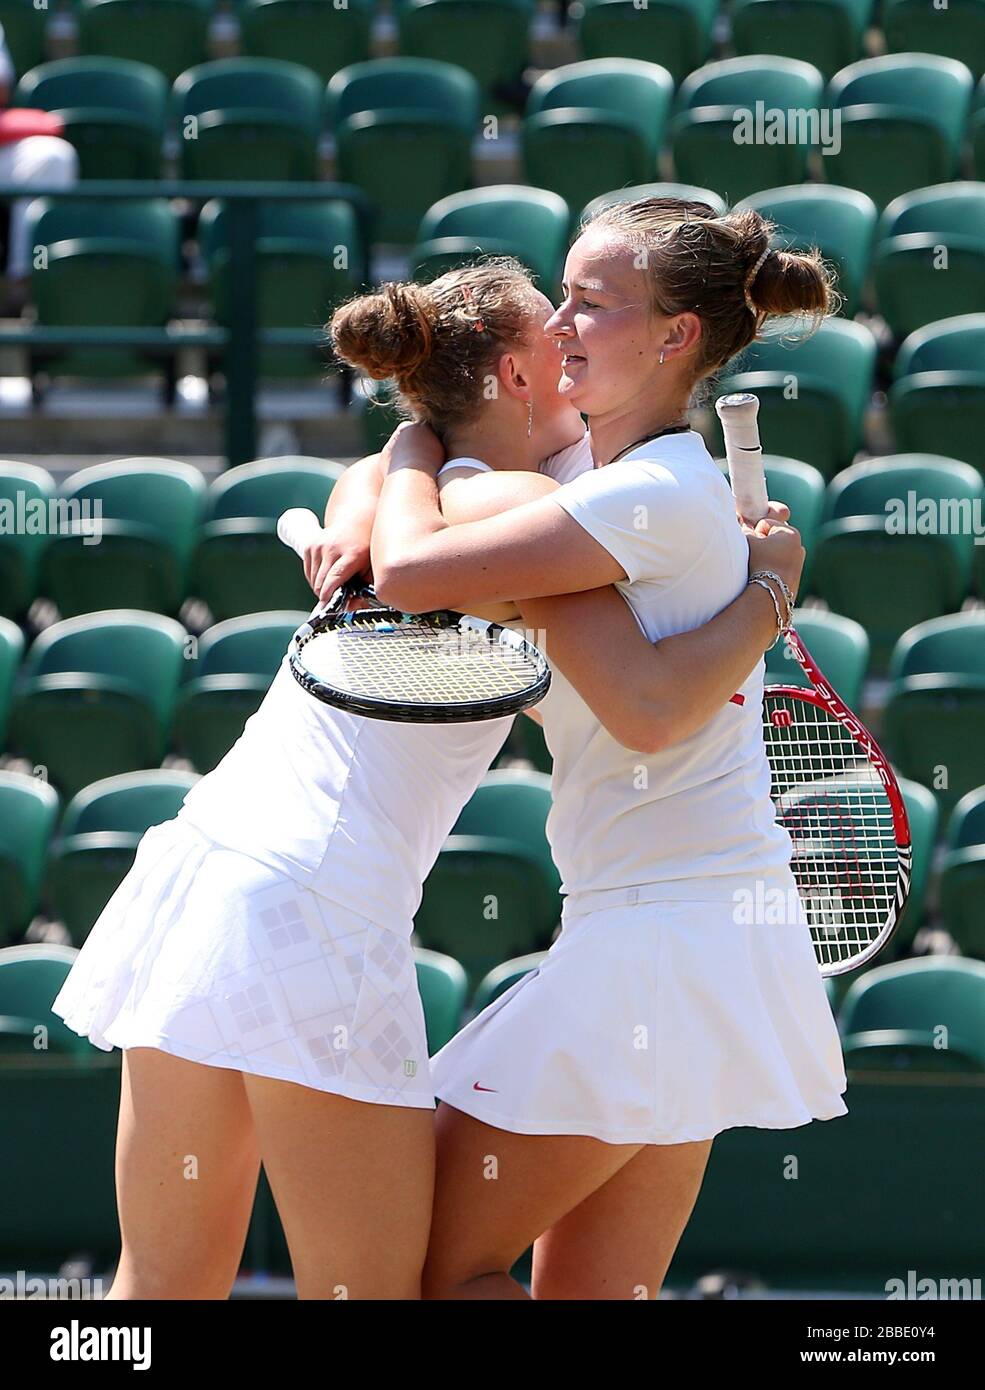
[243,1075,435,1300]
[108,1048,262,1300]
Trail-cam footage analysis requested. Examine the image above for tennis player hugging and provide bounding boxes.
[52,196,845,1301]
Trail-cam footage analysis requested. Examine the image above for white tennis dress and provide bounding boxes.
[432,431,849,1144]
[51,439,592,1106]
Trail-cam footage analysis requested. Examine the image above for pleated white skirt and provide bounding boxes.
[51,818,434,1108]
[433,885,848,1145]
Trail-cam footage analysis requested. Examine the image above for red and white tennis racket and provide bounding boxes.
[717,393,912,976]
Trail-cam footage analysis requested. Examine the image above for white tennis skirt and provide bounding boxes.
[432,887,849,1146]
[51,818,434,1109]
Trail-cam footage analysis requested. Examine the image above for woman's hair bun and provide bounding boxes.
[330,282,436,382]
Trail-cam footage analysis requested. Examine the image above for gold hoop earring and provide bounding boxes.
[526,400,533,438]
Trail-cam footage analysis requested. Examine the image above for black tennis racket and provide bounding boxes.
[277,508,551,724]
[717,393,912,976]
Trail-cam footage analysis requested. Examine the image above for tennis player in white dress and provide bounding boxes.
[369,199,849,1299]
[50,257,799,1300]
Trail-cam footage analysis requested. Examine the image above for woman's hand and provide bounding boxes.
[381,421,446,476]
[302,527,371,604]
[745,518,806,610]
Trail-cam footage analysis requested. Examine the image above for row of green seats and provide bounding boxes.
[9,53,985,242]
[0,455,344,621]
[3,0,984,94]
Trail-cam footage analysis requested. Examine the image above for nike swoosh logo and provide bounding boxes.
[472,1082,498,1093]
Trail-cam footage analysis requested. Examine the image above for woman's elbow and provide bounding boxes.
[373,560,439,614]
[602,707,673,755]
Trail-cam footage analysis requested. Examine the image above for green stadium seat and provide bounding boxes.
[328,58,480,243]
[41,458,206,618]
[414,770,561,989]
[0,461,55,620]
[504,710,552,772]
[578,180,727,227]
[884,613,985,815]
[763,456,827,589]
[824,54,974,208]
[874,182,985,339]
[973,75,985,177]
[811,455,982,668]
[414,946,468,1051]
[396,0,533,110]
[411,185,569,294]
[14,57,168,179]
[0,944,96,1055]
[24,196,179,384]
[198,197,362,378]
[522,59,673,220]
[736,183,878,318]
[174,58,324,182]
[939,786,985,959]
[576,0,716,85]
[47,769,198,945]
[0,617,24,749]
[764,607,869,709]
[890,314,985,472]
[470,949,545,1012]
[172,611,303,772]
[77,0,211,85]
[730,0,873,79]
[0,1,47,79]
[838,957,985,1072]
[0,774,59,947]
[193,456,344,621]
[893,777,940,952]
[238,0,373,84]
[884,0,985,79]
[671,57,825,203]
[8,610,187,796]
[357,377,402,455]
[715,318,877,478]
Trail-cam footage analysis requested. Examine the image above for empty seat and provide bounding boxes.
[824,54,973,208]
[0,773,59,946]
[396,0,533,109]
[838,957,985,1072]
[48,769,198,945]
[7,610,187,796]
[0,618,24,750]
[415,770,561,988]
[193,456,344,621]
[14,57,168,179]
[174,58,324,181]
[811,454,982,667]
[0,461,55,620]
[736,183,878,318]
[893,776,940,953]
[328,58,480,243]
[579,180,727,228]
[576,0,716,85]
[716,318,877,478]
[523,59,673,219]
[883,0,985,79]
[730,0,873,79]
[0,943,93,1054]
[41,458,206,617]
[890,314,985,472]
[883,613,985,815]
[411,184,569,293]
[763,456,828,589]
[77,0,211,85]
[172,611,304,772]
[238,0,373,84]
[939,786,985,959]
[764,608,869,709]
[973,74,985,177]
[874,182,985,339]
[414,946,467,1051]
[671,56,825,203]
[471,949,546,1012]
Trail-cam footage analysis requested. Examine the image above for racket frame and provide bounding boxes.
[765,626,912,975]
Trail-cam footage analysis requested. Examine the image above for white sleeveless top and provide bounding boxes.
[176,435,594,933]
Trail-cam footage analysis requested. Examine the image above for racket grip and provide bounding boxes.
[716,392,770,524]
[277,508,322,557]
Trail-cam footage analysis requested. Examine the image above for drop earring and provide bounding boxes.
[526,400,533,438]
[659,349,666,365]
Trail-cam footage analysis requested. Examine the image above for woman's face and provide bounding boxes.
[543,230,666,416]
[514,289,585,449]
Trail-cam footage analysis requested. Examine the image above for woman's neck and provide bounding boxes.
[590,399,691,468]
[442,413,544,473]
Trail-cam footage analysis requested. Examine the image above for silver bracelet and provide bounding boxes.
[750,569,795,626]
[748,576,785,648]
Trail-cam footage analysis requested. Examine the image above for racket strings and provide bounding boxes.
[764,693,899,970]
[298,617,544,704]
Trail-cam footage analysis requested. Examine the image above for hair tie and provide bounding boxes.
[460,284,486,333]
[744,246,772,314]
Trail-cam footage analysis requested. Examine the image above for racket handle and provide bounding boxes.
[716,392,770,524]
[277,508,322,557]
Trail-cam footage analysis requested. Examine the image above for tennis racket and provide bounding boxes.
[716,393,912,976]
[276,508,551,723]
